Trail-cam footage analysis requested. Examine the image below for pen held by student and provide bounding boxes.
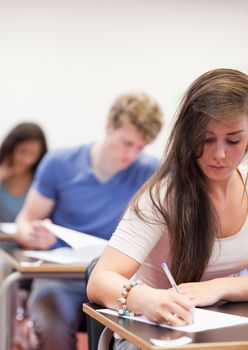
[161,262,195,324]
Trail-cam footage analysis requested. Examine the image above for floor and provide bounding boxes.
[11,289,89,350]
[77,333,89,350]
[12,318,89,350]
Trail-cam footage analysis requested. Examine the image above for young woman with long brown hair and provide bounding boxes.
[87,68,248,349]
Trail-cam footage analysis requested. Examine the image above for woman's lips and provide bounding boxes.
[209,165,226,170]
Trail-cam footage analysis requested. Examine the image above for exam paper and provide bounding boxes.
[23,222,107,264]
[40,221,107,249]
[97,307,248,332]
[0,222,17,235]
[24,244,105,264]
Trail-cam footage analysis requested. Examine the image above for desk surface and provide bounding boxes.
[0,245,86,350]
[0,230,16,241]
[83,302,248,350]
[0,248,87,273]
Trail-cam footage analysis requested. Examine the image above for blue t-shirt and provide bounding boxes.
[33,144,159,248]
[0,184,27,222]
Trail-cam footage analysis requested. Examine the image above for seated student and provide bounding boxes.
[0,122,48,280]
[0,122,48,223]
[87,68,248,350]
[16,92,164,350]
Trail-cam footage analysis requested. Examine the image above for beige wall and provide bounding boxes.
[0,0,247,158]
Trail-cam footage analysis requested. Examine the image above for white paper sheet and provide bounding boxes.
[40,221,107,249]
[97,307,248,332]
[24,244,106,264]
[0,222,17,235]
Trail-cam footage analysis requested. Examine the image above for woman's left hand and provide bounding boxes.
[178,280,224,307]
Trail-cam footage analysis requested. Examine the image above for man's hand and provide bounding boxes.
[17,220,57,250]
[16,188,56,250]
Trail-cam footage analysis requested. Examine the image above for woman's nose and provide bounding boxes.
[213,142,226,160]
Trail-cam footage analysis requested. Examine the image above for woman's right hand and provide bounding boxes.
[131,285,194,326]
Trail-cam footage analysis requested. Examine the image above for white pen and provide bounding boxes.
[161,262,180,294]
[162,262,195,324]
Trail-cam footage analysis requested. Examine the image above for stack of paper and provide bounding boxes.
[24,222,107,264]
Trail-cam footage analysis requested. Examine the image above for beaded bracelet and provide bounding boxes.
[117,279,143,317]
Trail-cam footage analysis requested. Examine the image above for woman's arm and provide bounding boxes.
[87,246,194,326]
[179,276,248,307]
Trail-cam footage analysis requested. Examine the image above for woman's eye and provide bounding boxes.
[227,139,240,145]
[204,138,214,144]
[204,137,241,145]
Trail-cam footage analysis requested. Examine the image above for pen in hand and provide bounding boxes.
[161,261,195,324]
[161,262,180,294]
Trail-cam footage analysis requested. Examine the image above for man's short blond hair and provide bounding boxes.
[107,92,163,142]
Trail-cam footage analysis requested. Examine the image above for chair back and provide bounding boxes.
[85,258,106,350]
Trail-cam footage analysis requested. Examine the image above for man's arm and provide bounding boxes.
[16,188,57,249]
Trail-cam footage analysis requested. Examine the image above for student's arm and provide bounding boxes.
[87,246,194,326]
[178,276,248,307]
[16,188,57,249]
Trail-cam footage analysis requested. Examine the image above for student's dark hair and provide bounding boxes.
[0,122,48,173]
[133,68,248,284]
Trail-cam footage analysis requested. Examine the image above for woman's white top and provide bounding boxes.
[108,164,248,288]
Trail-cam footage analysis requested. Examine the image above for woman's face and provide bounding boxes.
[11,140,42,172]
[197,116,248,182]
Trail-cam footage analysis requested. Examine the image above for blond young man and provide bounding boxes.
[16,92,163,350]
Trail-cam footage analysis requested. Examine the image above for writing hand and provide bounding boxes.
[136,286,194,326]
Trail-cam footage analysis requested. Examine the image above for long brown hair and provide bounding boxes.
[0,122,48,174]
[133,68,248,284]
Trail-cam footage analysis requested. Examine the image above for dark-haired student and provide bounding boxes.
[0,122,47,222]
[0,122,48,280]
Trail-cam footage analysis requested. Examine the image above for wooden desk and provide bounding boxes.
[0,248,86,350]
[83,302,248,350]
[0,230,16,241]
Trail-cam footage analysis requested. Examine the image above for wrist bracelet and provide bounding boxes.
[117,279,143,317]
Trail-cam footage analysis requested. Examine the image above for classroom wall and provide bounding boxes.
[0,0,248,159]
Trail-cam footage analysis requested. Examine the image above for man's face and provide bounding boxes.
[105,122,149,171]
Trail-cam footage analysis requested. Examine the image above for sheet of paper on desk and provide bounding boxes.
[0,222,17,235]
[24,244,105,264]
[40,221,107,249]
[97,307,248,332]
